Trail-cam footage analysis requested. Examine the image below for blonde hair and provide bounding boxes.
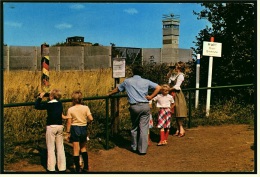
[71,90,83,105]
[50,89,62,100]
[161,84,170,91]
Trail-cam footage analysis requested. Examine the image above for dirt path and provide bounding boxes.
[3,124,255,173]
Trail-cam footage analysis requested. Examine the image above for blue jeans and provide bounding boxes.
[129,103,150,153]
[46,125,66,171]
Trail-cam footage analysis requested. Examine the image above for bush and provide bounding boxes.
[190,98,254,127]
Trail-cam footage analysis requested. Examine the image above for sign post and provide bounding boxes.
[195,54,200,109]
[202,37,222,116]
[111,56,126,136]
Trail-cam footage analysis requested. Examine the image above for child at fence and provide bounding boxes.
[65,90,93,173]
[35,89,66,173]
[150,84,174,146]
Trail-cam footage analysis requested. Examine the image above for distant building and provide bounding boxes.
[66,36,92,46]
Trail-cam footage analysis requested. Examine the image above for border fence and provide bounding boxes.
[3,84,254,150]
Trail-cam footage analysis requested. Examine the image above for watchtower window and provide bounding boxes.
[163,24,179,29]
[67,36,84,43]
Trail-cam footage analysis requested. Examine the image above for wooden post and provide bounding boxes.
[111,55,120,136]
[111,78,120,136]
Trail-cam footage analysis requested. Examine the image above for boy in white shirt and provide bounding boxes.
[150,84,174,146]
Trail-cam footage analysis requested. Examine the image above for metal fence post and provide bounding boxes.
[34,47,37,71]
[57,47,60,71]
[106,97,109,150]
[81,46,84,71]
[188,90,191,128]
[6,46,10,72]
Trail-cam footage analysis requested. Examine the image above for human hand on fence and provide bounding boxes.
[38,92,45,98]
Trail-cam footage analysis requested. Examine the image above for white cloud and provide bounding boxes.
[5,21,22,28]
[55,23,72,29]
[124,8,138,15]
[70,4,85,10]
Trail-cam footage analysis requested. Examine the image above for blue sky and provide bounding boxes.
[3,2,209,49]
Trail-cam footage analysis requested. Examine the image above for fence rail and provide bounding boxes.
[3,84,254,149]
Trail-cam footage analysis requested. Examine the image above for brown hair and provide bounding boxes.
[175,61,186,73]
[50,89,62,100]
[71,90,83,105]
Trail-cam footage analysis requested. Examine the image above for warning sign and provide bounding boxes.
[112,58,126,78]
[203,41,222,57]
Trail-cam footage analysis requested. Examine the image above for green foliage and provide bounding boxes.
[141,63,169,85]
[189,2,257,104]
[191,3,256,104]
[92,43,100,46]
[52,42,67,46]
[191,98,254,127]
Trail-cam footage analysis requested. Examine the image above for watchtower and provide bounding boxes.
[162,13,180,49]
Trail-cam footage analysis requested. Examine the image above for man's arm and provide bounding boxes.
[108,87,120,96]
[146,85,161,100]
[35,92,47,110]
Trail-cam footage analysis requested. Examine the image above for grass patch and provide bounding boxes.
[3,69,254,165]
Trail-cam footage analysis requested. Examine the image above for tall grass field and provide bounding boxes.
[3,69,254,164]
[3,69,126,160]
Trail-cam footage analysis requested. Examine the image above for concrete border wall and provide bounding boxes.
[3,46,192,71]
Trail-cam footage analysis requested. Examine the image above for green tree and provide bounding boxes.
[191,2,256,103]
[92,43,100,46]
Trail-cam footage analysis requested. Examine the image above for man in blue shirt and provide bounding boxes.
[108,66,161,155]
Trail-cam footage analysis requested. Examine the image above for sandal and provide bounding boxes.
[163,140,168,145]
[157,141,165,146]
[173,131,179,136]
[178,133,185,137]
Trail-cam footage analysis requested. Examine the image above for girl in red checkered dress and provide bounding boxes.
[150,84,174,146]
